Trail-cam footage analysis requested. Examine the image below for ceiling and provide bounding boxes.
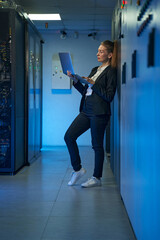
[15,0,117,34]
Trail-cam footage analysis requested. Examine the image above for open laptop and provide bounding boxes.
[59,52,89,84]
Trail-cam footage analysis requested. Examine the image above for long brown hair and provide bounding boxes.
[101,40,117,68]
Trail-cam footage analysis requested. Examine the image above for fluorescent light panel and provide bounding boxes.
[28,14,61,20]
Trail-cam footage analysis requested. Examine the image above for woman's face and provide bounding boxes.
[97,44,112,64]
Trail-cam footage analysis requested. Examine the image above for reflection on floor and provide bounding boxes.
[0,146,136,240]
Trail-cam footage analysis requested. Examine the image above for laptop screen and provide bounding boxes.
[59,52,75,75]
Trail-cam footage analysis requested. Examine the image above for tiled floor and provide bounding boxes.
[0,147,136,240]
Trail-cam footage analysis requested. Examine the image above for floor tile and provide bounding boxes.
[0,201,54,217]
[0,216,48,240]
[42,216,135,240]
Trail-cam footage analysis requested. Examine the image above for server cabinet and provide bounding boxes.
[0,9,25,173]
[112,0,160,239]
[25,23,43,164]
[0,8,43,173]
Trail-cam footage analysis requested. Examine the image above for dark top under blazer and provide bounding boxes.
[73,65,117,116]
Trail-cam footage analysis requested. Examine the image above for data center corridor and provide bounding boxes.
[0,146,136,240]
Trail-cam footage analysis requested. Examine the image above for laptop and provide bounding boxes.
[59,52,89,84]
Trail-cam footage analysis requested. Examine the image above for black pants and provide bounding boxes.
[64,112,109,178]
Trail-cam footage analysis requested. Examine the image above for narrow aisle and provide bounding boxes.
[0,147,136,240]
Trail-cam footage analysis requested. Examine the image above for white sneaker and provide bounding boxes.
[68,168,86,186]
[81,176,101,188]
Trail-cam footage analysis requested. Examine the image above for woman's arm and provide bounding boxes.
[67,70,85,95]
[92,68,117,102]
[70,67,98,96]
[73,81,87,95]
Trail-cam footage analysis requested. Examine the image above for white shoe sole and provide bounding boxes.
[81,183,101,188]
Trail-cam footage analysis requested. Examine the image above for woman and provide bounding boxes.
[64,40,117,188]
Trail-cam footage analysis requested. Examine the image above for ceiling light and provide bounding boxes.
[28,14,61,20]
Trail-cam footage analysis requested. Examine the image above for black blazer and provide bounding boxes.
[73,65,117,116]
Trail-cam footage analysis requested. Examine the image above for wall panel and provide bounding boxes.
[112,0,160,239]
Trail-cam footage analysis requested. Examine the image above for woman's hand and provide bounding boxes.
[67,71,72,77]
[82,77,95,85]
[67,71,78,83]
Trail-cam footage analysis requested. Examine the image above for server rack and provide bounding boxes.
[25,22,43,164]
[111,0,160,239]
[0,8,43,173]
[0,9,25,173]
